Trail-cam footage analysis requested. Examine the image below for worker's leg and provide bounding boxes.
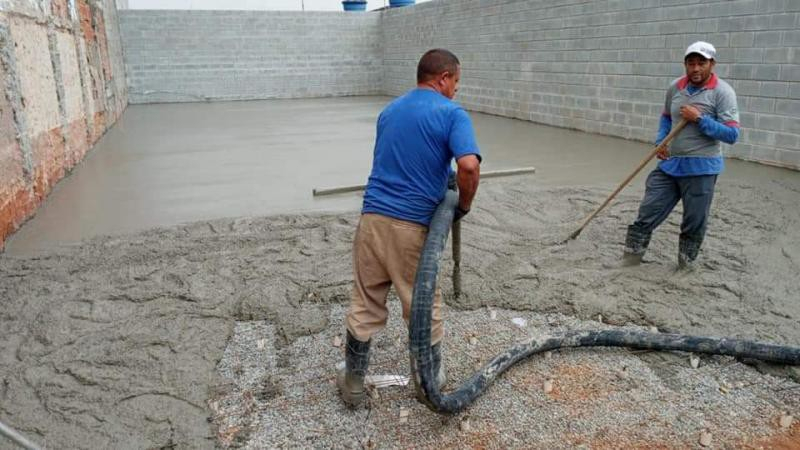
[624,169,681,264]
[345,214,392,342]
[339,214,391,408]
[677,174,718,268]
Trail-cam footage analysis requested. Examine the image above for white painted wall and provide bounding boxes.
[125,0,430,11]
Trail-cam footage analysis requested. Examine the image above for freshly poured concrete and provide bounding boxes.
[2,97,799,448]
[13,95,796,255]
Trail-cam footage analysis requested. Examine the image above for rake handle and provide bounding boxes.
[569,118,689,240]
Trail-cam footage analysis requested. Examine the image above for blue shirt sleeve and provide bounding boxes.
[698,116,739,145]
[655,114,672,145]
[449,107,481,162]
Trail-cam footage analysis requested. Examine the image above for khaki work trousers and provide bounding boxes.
[345,213,444,345]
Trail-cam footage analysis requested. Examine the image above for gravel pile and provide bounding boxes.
[216,302,799,449]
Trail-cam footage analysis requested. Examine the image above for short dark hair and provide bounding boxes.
[417,49,460,83]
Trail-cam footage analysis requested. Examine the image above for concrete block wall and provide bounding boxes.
[0,0,127,249]
[119,10,383,103]
[382,0,800,169]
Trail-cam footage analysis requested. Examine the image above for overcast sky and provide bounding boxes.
[126,0,431,11]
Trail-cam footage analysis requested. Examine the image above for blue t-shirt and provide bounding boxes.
[362,88,481,226]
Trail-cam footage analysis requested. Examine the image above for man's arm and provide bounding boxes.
[456,154,480,212]
[655,113,672,160]
[680,105,739,144]
[655,85,674,160]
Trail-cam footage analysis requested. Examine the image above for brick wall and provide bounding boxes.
[119,10,383,103]
[382,0,800,169]
[0,0,127,250]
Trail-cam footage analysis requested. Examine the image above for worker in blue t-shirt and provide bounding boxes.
[337,49,481,408]
[623,41,740,269]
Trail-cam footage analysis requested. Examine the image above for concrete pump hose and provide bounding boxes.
[408,190,800,414]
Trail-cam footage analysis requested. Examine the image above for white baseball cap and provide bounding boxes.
[685,41,716,60]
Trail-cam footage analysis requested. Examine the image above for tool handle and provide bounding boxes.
[569,119,688,240]
[452,219,461,299]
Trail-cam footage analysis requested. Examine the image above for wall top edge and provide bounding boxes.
[119,9,382,15]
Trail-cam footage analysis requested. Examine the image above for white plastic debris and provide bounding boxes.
[489,309,497,320]
[649,326,659,333]
[597,314,603,323]
[780,413,793,429]
[511,317,527,328]
[399,407,409,424]
[543,379,554,394]
[365,374,410,388]
[459,418,471,432]
[699,431,712,447]
[544,351,552,360]
[256,339,266,350]
[333,336,342,348]
[690,355,700,369]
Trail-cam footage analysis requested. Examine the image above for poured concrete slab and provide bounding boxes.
[5,96,800,257]
[2,95,799,447]
[0,96,647,255]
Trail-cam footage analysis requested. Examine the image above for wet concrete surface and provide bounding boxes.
[13,95,797,255]
[2,97,799,448]
[2,178,799,448]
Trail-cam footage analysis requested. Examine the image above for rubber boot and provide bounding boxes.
[622,225,651,266]
[336,330,371,408]
[410,342,447,405]
[678,234,702,270]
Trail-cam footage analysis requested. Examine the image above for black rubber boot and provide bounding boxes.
[336,330,371,408]
[678,233,703,270]
[410,342,447,404]
[622,225,651,266]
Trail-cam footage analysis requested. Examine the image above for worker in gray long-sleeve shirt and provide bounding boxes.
[623,41,740,270]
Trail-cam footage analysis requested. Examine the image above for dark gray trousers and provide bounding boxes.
[625,168,717,261]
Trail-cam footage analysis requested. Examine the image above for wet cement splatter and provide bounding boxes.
[1,178,799,447]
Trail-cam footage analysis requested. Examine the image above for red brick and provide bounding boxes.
[0,60,31,250]
[64,118,89,169]
[93,10,112,81]
[30,128,66,202]
[77,0,95,43]
[0,180,35,251]
[51,0,70,21]
[91,110,106,143]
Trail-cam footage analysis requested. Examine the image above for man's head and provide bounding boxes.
[417,49,461,99]
[684,41,716,87]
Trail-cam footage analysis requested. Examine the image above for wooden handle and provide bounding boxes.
[567,119,688,240]
[452,220,461,299]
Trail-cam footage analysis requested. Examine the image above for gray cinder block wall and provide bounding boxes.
[382,0,800,169]
[119,10,383,103]
[118,1,799,170]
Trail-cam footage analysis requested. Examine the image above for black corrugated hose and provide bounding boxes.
[409,190,800,414]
